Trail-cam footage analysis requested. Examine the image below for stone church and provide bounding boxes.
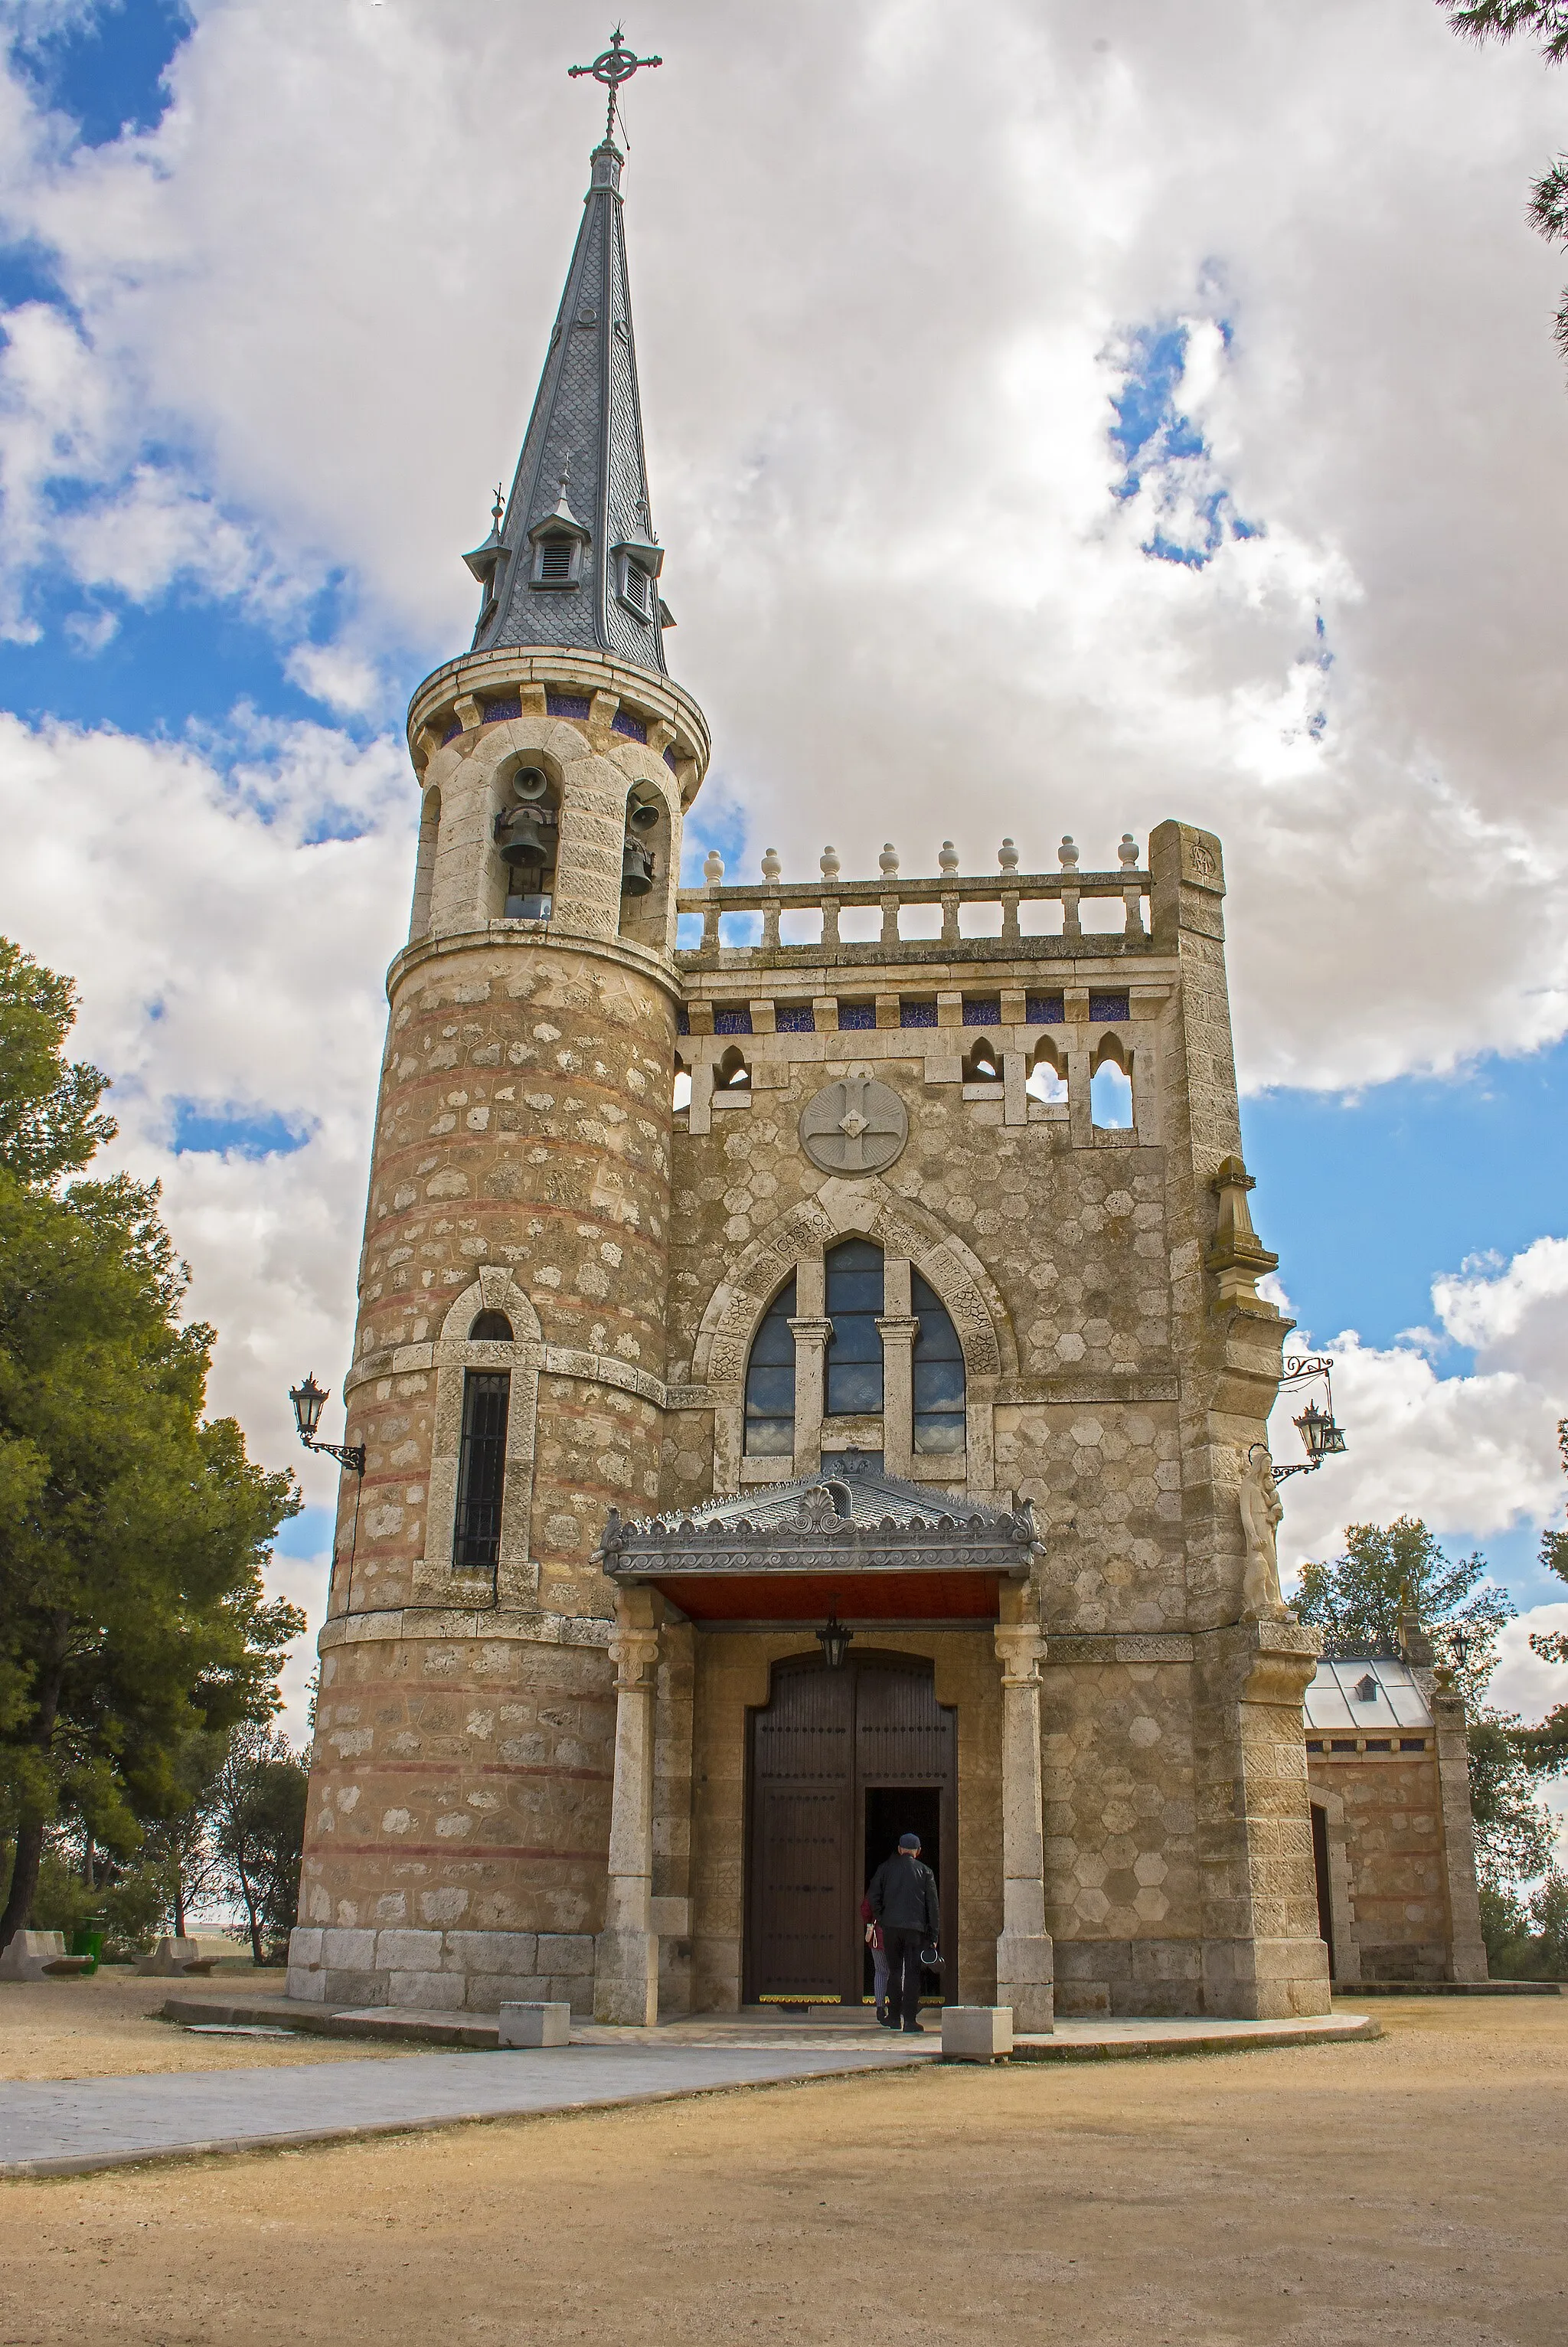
[287,113,1485,2028]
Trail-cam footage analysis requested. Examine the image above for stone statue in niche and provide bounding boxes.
[1238,1446,1289,1620]
[799,1075,909,1175]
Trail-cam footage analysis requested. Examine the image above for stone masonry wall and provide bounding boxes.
[1308,1748,1453,1981]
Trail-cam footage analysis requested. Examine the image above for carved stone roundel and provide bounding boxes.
[799,1074,909,1175]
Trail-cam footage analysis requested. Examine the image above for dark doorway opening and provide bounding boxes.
[863,1785,942,2004]
[744,1651,957,2005]
[1310,1800,1335,1976]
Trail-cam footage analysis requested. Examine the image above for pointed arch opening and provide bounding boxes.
[1026,1035,1067,1106]
[825,1239,884,1417]
[743,1273,797,1456]
[911,1272,966,1453]
[1090,1034,1133,1129]
[962,1035,1002,1084]
[716,1044,751,1091]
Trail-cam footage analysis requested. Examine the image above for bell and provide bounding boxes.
[513,767,550,802]
[627,798,659,832]
[621,838,655,894]
[497,806,555,866]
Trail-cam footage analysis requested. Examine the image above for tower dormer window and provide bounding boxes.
[534,534,580,587]
[620,557,653,617]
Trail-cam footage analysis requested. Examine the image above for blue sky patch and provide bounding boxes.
[10,0,191,150]
[169,1100,314,1159]
[1109,319,1262,567]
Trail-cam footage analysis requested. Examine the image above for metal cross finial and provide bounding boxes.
[568,27,662,145]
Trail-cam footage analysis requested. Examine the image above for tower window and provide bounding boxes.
[453,1370,510,1571]
[912,1273,965,1453]
[825,1239,884,1417]
[744,1276,797,1456]
[621,560,653,616]
[469,1310,514,1342]
[535,536,577,586]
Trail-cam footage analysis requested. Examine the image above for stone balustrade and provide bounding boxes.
[675,836,1152,956]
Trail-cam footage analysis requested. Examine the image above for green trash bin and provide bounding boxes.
[68,1927,103,1974]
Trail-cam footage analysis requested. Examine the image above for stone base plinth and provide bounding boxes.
[286,1926,594,2015]
[593,1925,658,2025]
[1201,1935,1332,2019]
[996,1931,1054,2033]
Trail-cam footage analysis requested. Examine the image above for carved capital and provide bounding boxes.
[609,1626,661,1693]
[995,1622,1048,1688]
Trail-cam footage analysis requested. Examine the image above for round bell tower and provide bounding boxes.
[289,127,708,2018]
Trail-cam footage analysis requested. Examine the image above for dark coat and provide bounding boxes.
[867,1853,940,1938]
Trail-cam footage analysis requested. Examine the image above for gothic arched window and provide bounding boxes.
[912,1273,965,1453]
[744,1274,797,1455]
[825,1239,884,1417]
[454,1369,511,1569]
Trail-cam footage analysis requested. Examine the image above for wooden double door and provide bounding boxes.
[745,1650,958,2005]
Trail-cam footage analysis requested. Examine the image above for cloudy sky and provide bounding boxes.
[1,0,1566,1760]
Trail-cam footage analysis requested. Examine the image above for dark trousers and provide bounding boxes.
[883,1927,925,2028]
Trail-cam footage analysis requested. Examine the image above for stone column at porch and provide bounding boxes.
[593,1587,663,2026]
[994,1592,1054,2032]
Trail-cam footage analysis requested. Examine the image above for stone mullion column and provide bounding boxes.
[593,1588,662,2025]
[993,1596,1054,2032]
[789,1319,831,1476]
[877,1316,919,1477]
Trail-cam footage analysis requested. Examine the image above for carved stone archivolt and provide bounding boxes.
[799,1074,909,1175]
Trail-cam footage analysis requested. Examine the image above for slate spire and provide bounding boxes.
[463,137,671,675]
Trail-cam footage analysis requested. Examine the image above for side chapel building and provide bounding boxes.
[288,111,1486,2027]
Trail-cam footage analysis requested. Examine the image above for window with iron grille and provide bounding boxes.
[453,1371,510,1571]
[537,537,574,584]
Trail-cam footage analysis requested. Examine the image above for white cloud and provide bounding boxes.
[0,708,412,1495]
[284,639,382,717]
[1271,1238,1568,1582]
[0,4,1566,1087]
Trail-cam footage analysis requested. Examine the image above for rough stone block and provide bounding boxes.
[387,1969,461,2009]
[320,1927,377,1970]
[287,1927,324,1970]
[942,2005,1014,2061]
[498,2000,571,2047]
[443,1930,539,1976]
[318,1968,387,2008]
[374,1928,445,1973]
[287,1964,328,2004]
[537,1933,594,1974]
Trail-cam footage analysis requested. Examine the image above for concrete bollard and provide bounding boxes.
[498,2000,572,2048]
[940,2005,1014,2062]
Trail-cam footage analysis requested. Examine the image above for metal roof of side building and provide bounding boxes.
[1303,1656,1434,1733]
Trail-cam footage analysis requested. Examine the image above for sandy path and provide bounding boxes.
[2,1998,1565,2345]
[0,1970,419,2080]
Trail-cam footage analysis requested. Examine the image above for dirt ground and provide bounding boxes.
[0,1968,418,2080]
[2,1997,1566,2345]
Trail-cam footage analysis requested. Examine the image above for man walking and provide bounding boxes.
[867,1831,940,2033]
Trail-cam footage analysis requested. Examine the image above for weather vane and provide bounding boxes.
[568,26,662,145]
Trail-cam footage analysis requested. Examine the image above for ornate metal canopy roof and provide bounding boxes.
[598,1456,1040,1607]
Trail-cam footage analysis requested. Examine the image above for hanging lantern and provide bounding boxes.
[289,1373,328,1443]
[815,1608,854,1669]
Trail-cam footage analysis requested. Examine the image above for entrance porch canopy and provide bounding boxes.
[597,1456,1041,1624]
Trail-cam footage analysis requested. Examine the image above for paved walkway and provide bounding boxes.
[0,2038,933,2179]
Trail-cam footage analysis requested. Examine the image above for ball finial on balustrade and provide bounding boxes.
[879,842,900,877]
[820,845,841,881]
[1119,833,1139,868]
[702,848,725,886]
[761,847,782,882]
[939,840,960,875]
[1057,835,1080,870]
[998,838,1020,873]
